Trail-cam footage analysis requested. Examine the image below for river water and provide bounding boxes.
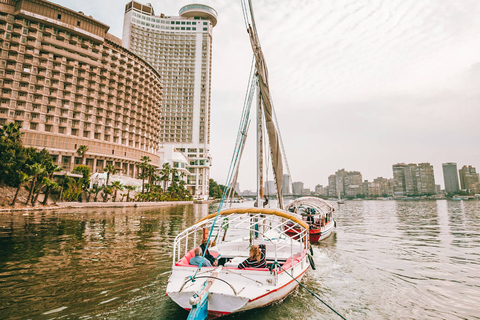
[0,200,479,320]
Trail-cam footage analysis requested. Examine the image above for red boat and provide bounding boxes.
[285,197,336,242]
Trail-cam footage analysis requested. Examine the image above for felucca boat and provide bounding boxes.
[285,197,336,242]
[166,208,311,318]
[166,0,313,318]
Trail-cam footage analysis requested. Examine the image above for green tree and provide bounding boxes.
[111,181,124,202]
[39,178,59,205]
[41,163,62,205]
[104,164,116,187]
[11,171,31,206]
[124,185,136,202]
[25,163,45,205]
[73,165,91,202]
[32,177,53,206]
[209,179,226,199]
[160,162,172,192]
[57,174,71,203]
[139,156,151,194]
[91,184,102,202]
[76,145,89,165]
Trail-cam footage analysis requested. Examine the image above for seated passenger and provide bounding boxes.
[200,240,218,266]
[238,244,266,269]
[189,247,212,267]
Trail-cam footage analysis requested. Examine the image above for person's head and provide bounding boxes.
[195,247,203,257]
[249,245,261,262]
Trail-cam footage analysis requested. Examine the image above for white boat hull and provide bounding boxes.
[167,256,310,317]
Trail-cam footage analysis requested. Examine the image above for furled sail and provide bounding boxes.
[247,24,284,209]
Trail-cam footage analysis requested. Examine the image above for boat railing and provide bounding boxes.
[172,212,307,266]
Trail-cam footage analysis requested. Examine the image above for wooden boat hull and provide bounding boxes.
[285,220,335,242]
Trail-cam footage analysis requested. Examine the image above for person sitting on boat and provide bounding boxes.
[200,240,218,266]
[189,247,212,267]
[238,244,266,269]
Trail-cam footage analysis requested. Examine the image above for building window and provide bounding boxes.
[57,14,61,20]
[45,125,52,132]
[94,133,100,139]
[77,21,81,27]
[30,123,37,130]
[59,127,65,134]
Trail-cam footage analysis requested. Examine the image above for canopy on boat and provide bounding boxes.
[196,207,309,230]
[285,197,335,216]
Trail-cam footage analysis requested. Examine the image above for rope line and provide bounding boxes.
[192,56,256,279]
[278,263,347,320]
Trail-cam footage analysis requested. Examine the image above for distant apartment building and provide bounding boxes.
[292,181,303,196]
[264,180,276,196]
[416,163,436,195]
[459,165,480,193]
[122,1,217,199]
[302,188,311,196]
[333,169,363,197]
[365,177,393,197]
[314,184,324,195]
[327,174,336,197]
[392,162,436,196]
[282,174,291,195]
[392,163,407,196]
[442,162,460,194]
[0,0,163,176]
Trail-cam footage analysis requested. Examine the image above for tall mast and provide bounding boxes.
[246,0,284,209]
[256,82,264,207]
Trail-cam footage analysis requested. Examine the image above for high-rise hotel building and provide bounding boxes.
[0,0,163,177]
[122,1,217,199]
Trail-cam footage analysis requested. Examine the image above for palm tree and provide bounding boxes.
[102,186,112,202]
[57,173,70,202]
[124,185,136,202]
[42,163,62,205]
[11,171,31,206]
[104,164,116,187]
[0,122,23,144]
[32,177,52,206]
[50,183,62,205]
[25,163,44,205]
[160,162,172,192]
[139,156,151,194]
[91,184,102,202]
[76,145,89,165]
[171,167,179,186]
[111,181,124,202]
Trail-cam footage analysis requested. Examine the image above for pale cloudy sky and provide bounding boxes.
[55,0,480,190]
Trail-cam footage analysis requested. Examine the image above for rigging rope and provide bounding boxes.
[192,56,256,279]
[277,264,348,320]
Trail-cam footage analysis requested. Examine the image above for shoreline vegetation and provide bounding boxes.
[0,123,221,212]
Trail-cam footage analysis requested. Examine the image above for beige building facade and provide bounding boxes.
[122,1,216,199]
[0,0,163,177]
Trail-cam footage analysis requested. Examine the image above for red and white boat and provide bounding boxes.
[166,208,311,318]
[285,197,336,242]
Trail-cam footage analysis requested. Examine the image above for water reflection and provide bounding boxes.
[1,201,480,319]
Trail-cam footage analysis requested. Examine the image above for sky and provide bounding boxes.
[54,0,480,191]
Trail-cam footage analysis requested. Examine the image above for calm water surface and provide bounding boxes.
[1,200,479,319]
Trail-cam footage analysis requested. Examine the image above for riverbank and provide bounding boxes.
[0,200,218,213]
[0,183,217,213]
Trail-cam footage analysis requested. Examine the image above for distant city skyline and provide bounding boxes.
[238,162,479,197]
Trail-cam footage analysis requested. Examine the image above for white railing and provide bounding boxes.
[172,212,308,266]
